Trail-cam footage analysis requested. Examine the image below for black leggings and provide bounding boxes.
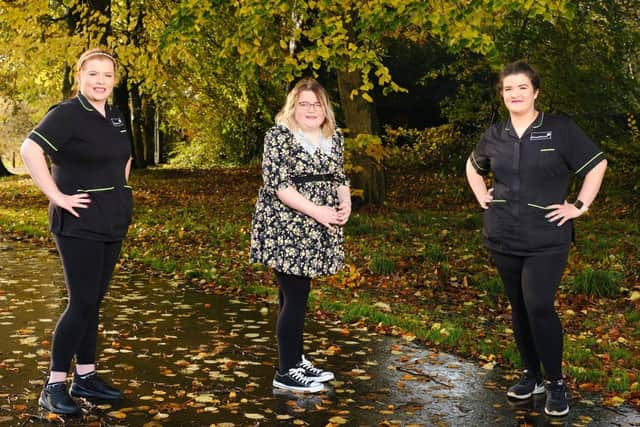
[51,235,122,373]
[491,250,569,380]
[275,271,311,373]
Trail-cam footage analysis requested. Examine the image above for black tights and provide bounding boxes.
[51,235,122,373]
[275,271,311,373]
[491,250,569,380]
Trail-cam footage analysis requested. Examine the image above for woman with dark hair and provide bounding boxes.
[466,61,607,417]
[250,78,351,393]
[21,48,132,415]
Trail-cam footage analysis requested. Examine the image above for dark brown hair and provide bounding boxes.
[497,61,540,92]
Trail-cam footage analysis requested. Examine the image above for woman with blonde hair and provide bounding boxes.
[21,48,132,415]
[250,78,351,392]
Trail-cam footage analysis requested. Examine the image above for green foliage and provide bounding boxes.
[424,243,447,263]
[368,251,394,275]
[344,133,385,201]
[435,1,640,143]
[570,269,623,297]
[471,273,503,297]
[606,370,630,392]
[344,133,385,173]
[383,124,467,171]
[0,0,587,169]
[566,366,603,383]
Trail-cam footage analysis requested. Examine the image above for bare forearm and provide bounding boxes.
[466,159,489,206]
[337,185,351,205]
[125,157,132,182]
[576,159,607,209]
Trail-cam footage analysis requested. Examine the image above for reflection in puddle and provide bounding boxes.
[0,242,638,426]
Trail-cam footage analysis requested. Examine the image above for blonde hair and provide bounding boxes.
[275,78,336,138]
[73,48,118,95]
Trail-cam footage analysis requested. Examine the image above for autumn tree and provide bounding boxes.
[193,0,574,202]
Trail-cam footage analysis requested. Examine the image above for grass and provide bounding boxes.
[570,268,623,297]
[1,166,639,402]
[368,251,395,275]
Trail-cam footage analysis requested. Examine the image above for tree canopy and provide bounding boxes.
[0,0,637,171]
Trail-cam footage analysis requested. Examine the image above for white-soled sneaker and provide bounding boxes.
[507,369,545,400]
[297,354,335,382]
[545,379,569,416]
[272,367,324,393]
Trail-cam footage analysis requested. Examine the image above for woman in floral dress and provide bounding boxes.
[250,78,351,393]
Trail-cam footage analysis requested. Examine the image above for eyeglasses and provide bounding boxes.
[297,101,322,110]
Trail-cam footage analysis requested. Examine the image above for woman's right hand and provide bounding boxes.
[312,205,339,230]
[479,188,494,209]
[53,192,91,218]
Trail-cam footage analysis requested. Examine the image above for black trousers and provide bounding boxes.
[491,250,569,380]
[51,234,122,373]
[275,271,311,373]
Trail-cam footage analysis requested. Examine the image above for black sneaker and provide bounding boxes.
[296,355,335,383]
[39,381,81,415]
[545,379,569,416]
[507,369,545,399]
[272,367,324,393]
[70,371,122,400]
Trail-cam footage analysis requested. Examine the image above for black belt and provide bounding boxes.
[292,174,335,184]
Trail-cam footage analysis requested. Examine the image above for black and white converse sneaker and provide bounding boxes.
[297,355,334,382]
[507,369,545,399]
[544,379,569,416]
[272,367,324,393]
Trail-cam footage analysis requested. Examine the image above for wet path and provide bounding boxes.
[0,240,639,426]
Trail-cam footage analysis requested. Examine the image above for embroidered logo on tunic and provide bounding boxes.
[110,117,124,127]
[530,131,552,141]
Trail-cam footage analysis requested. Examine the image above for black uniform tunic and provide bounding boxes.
[469,112,605,255]
[28,94,132,242]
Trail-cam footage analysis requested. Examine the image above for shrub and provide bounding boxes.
[382,124,468,171]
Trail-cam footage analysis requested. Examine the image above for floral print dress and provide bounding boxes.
[250,124,349,278]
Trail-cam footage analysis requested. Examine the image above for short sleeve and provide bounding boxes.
[468,131,490,176]
[561,119,606,179]
[261,126,294,193]
[28,104,73,156]
[333,129,349,186]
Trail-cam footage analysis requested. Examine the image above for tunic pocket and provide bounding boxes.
[536,146,565,176]
[103,187,133,238]
[483,200,512,243]
[64,193,110,235]
[525,203,572,249]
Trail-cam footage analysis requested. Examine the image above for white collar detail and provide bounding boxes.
[295,130,333,155]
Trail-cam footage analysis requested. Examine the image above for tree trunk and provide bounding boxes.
[129,84,146,169]
[141,97,156,165]
[337,69,377,134]
[62,6,82,99]
[336,69,385,204]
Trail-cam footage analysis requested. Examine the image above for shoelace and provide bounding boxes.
[300,359,323,375]
[518,370,540,385]
[289,368,314,385]
[547,381,565,398]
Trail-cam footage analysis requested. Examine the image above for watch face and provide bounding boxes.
[575,200,584,209]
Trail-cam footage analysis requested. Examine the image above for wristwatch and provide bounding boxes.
[574,199,588,212]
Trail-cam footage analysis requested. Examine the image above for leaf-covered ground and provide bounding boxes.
[0,166,638,410]
[1,234,638,426]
